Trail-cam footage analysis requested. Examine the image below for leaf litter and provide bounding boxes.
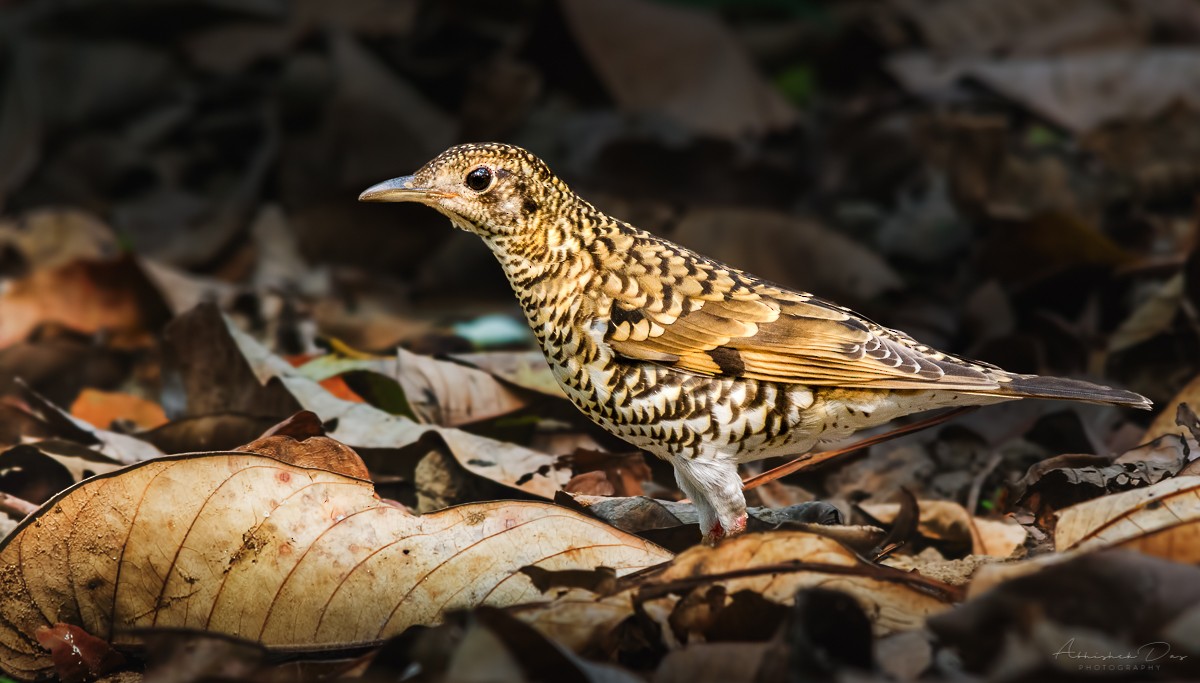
[2,0,1200,680]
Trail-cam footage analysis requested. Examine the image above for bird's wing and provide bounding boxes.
[598,250,1003,391]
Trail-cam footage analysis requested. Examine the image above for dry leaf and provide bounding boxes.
[215,308,569,497]
[890,49,1200,134]
[642,532,954,637]
[69,388,168,432]
[653,642,774,683]
[860,499,1027,558]
[0,451,671,681]
[0,442,123,502]
[1108,272,1183,353]
[890,0,1142,56]
[1142,375,1200,442]
[1054,475,1200,562]
[672,209,902,304]
[0,209,117,270]
[0,255,168,349]
[15,384,164,465]
[931,551,1200,678]
[558,0,796,138]
[448,351,567,399]
[1012,443,1189,523]
[297,348,531,427]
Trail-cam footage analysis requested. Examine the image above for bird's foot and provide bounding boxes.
[702,513,748,546]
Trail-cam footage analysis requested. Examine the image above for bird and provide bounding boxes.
[360,143,1152,545]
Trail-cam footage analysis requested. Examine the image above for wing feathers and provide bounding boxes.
[601,257,1001,390]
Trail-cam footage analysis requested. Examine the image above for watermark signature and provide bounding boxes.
[1053,639,1189,672]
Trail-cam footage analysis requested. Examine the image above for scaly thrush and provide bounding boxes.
[361,143,1151,544]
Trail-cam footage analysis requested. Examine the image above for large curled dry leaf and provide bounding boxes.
[1054,475,1200,562]
[0,452,671,681]
[514,531,954,655]
[643,533,954,637]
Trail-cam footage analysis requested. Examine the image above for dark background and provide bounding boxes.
[4,3,1200,680]
[3,0,1200,415]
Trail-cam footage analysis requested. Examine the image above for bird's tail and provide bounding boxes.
[985,374,1151,410]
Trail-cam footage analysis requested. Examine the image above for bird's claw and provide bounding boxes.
[702,513,748,546]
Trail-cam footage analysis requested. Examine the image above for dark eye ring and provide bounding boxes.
[465,166,492,192]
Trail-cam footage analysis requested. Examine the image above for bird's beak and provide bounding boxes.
[358,176,432,202]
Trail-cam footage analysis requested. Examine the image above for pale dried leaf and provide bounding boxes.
[0,209,117,270]
[1108,272,1183,353]
[297,348,530,427]
[1142,374,1200,442]
[449,351,567,400]
[1054,475,1200,562]
[647,532,952,635]
[0,452,671,681]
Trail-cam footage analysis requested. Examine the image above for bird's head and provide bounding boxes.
[359,143,578,253]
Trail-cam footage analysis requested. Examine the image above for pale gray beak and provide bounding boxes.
[358,175,428,202]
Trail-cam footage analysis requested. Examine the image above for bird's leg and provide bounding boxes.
[674,457,747,546]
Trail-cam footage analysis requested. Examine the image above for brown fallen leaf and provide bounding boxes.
[0,254,169,349]
[889,0,1141,56]
[33,624,126,683]
[137,413,284,455]
[0,208,118,271]
[136,257,241,317]
[558,0,796,138]
[859,499,1028,559]
[671,208,902,304]
[1142,375,1200,442]
[653,642,775,683]
[560,450,652,498]
[69,388,167,432]
[889,49,1200,134]
[639,532,955,638]
[0,327,131,409]
[930,551,1200,678]
[1012,438,1191,525]
[0,442,122,503]
[1107,271,1184,353]
[512,530,953,661]
[235,433,370,481]
[1054,475,1200,562]
[0,451,671,681]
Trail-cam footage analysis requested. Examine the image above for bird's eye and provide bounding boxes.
[465,167,492,192]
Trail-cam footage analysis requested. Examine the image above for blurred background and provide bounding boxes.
[3,0,1200,424]
[6,5,1200,676]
